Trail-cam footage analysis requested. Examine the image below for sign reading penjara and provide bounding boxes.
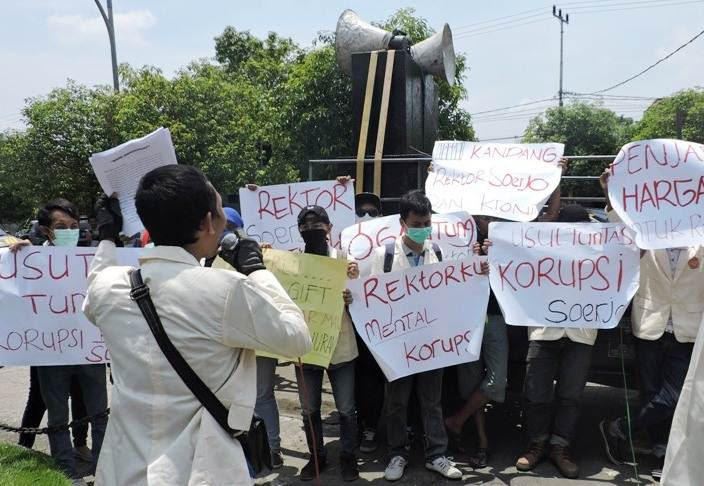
[426,141,564,222]
[239,180,355,251]
[489,222,640,329]
[607,139,704,249]
[340,212,477,275]
[0,247,141,366]
[347,257,489,381]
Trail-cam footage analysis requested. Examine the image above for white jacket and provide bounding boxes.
[83,241,311,486]
[662,315,704,485]
[369,239,441,275]
[608,209,704,343]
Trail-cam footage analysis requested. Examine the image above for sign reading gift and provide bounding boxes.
[425,141,564,221]
[607,139,704,249]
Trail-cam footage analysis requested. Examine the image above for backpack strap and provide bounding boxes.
[383,242,395,273]
[431,242,443,262]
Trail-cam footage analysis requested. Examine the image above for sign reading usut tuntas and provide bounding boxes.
[607,139,704,249]
[0,247,142,366]
[347,258,489,381]
[489,222,640,329]
[340,212,477,275]
[426,141,564,222]
[239,180,355,251]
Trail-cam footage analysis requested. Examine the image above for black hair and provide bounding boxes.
[400,189,432,220]
[135,165,219,246]
[37,198,79,228]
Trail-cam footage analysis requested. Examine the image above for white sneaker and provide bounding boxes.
[71,479,89,486]
[384,455,407,482]
[425,456,462,479]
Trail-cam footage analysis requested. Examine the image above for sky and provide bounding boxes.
[1,0,703,144]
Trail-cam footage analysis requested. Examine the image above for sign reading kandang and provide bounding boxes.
[607,139,704,249]
[0,247,141,366]
[261,249,348,367]
[340,212,477,275]
[347,258,489,381]
[426,141,564,221]
[239,180,355,251]
[489,222,640,328]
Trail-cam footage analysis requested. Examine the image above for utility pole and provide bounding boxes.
[552,5,569,107]
[94,0,119,91]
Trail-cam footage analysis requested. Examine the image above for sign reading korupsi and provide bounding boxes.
[347,257,489,381]
[239,180,355,251]
[607,139,704,249]
[426,141,564,221]
[260,249,348,368]
[489,222,640,328]
[0,247,141,366]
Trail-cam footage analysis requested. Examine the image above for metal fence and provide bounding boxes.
[307,154,617,206]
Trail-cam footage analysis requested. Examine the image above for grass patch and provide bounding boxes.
[0,442,71,486]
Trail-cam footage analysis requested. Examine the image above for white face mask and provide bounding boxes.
[356,214,375,224]
[52,228,80,247]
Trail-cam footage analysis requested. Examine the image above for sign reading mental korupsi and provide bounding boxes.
[239,180,355,251]
[607,139,704,249]
[260,249,348,367]
[0,247,141,366]
[489,222,640,328]
[347,257,488,381]
[340,212,478,275]
[425,141,564,221]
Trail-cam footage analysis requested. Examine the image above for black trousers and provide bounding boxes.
[354,331,386,430]
[18,366,88,449]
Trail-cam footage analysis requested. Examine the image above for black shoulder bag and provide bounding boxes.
[129,269,272,475]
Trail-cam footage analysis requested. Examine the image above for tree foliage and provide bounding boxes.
[0,9,475,225]
[631,88,704,143]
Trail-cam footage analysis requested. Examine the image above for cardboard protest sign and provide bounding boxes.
[90,127,177,236]
[239,180,355,252]
[489,222,640,328]
[347,257,488,381]
[260,249,348,367]
[607,139,704,249]
[340,212,477,275]
[426,141,564,221]
[0,247,141,366]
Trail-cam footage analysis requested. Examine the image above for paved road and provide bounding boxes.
[1,365,658,485]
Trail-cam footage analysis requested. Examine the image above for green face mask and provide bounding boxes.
[406,226,432,244]
[53,228,80,247]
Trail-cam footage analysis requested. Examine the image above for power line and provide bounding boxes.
[576,0,704,13]
[592,27,704,93]
[469,97,556,116]
[478,135,525,141]
[455,17,553,39]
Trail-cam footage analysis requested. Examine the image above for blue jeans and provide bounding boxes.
[36,364,108,479]
[618,333,694,455]
[296,360,358,458]
[457,314,509,403]
[254,356,281,452]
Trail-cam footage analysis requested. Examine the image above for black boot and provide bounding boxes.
[340,453,359,482]
[300,455,327,481]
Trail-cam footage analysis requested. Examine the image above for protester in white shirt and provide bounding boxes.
[82,165,312,486]
[599,170,704,479]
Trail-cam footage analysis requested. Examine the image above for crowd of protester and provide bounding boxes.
[5,162,703,486]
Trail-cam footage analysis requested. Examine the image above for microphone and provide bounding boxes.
[218,229,247,264]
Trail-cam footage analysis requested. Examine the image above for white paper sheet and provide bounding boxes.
[90,127,178,236]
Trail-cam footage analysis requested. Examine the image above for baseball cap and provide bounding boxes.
[224,207,244,228]
[297,205,330,225]
[355,192,381,211]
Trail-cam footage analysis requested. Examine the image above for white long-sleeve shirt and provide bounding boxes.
[83,241,311,486]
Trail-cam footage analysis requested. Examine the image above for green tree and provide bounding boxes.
[523,101,633,197]
[631,88,704,143]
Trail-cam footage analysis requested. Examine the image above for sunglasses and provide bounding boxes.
[356,208,379,218]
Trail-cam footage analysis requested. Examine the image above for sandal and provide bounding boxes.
[469,448,489,469]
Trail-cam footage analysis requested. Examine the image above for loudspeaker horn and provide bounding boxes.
[410,24,456,85]
[335,9,392,75]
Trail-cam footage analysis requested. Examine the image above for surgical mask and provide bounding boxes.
[53,228,80,247]
[301,229,328,256]
[406,226,432,244]
[356,214,375,224]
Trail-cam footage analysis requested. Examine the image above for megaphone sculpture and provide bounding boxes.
[335,9,456,85]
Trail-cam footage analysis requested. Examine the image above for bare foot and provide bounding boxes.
[444,416,462,437]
